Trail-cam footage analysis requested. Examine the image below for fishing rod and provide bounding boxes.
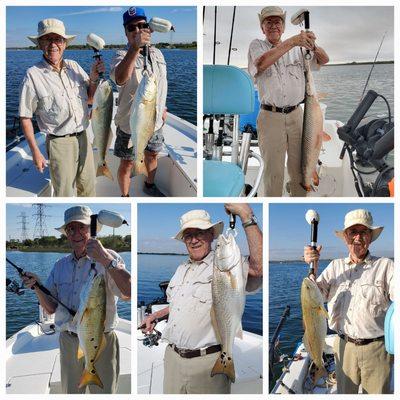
[227,6,236,65]
[213,6,217,65]
[305,210,320,276]
[86,33,106,80]
[360,31,387,101]
[6,257,76,316]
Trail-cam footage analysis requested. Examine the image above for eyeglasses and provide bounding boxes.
[183,230,211,242]
[126,22,150,32]
[345,228,372,238]
[265,20,283,28]
[39,37,66,45]
[65,224,89,236]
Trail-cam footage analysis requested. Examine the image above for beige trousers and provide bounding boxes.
[257,107,307,197]
[163,344,230,394]
[334,335,393,394]
[46,131,96,197]
[59,331,119,394]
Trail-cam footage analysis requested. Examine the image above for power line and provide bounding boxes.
[17,212,29,241]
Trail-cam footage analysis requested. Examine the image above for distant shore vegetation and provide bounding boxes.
[7,235,131,253]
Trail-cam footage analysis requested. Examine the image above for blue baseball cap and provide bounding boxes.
[123,7,147,26]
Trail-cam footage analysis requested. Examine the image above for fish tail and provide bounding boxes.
[133,159,148,177]
[78,368,104,389]
[97,162,113,180]
[313,364,328,385]
[211,351,235,383]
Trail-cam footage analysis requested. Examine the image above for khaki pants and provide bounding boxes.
[257,107,307,197]
[163,344,230,394]
[59,331,119,394]
[334,335,393,394]
[46,131,96,197]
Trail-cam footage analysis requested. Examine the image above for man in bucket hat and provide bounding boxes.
[19,19,105,197]
[141,203,263,393]
[110,6,168,197]
[22,205,131,393]
[248,7,329,197]
[304,209,393,394]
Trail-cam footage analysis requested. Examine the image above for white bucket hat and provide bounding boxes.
[335,209,383,242]
[28,19,76,46]
[56,205,102,235]
[258,6,286,27]
[174,210,224,242]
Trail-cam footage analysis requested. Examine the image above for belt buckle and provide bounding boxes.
[354,338,363,345]
[282,106,289,114]
[200,348,207,356]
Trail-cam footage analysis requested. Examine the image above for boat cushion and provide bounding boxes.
[384,302,394,354]
[240,89,260,133]
[203,160,244,197]
[203,65,254,115]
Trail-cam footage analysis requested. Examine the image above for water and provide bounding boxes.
[138,254,263,335]
[6,251,131,339]
[6,48,197,130]
[268,260,330,391]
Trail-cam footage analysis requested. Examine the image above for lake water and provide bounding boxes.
[138,254,263,335]
[6,48,197,130]
[269,260,330,391]
[6,251,131,339]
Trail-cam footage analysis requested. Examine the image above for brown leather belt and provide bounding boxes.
[48,131,84,139]
[339,334,384,346]
[169,344,221,358]
[261,102,301,114]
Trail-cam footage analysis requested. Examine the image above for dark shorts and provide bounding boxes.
[114,127,164,161]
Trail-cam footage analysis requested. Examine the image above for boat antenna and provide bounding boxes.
[360,31,387,101]
[227,6,236,65]
[213,6,217,64]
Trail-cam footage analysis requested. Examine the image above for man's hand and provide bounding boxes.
[291,30,316,50]
[304,245,322,279]
[21,272,40,289]
[89,59,105,83]
[162,108,167,125]
[32,149,48,173]
[86,239,112,266]
[224,203,253,222]
[127,29,151,51]
[140,314,157,333]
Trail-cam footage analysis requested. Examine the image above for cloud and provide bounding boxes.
[58,7,123,17]
[170,8,194,14]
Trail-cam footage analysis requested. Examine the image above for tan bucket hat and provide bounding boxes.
[56,205,102,235]
[28,19,76,46]
[258,6,286,27]
[174,210,224,242]
[335,209,383,242]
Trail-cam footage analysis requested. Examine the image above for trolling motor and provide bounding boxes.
[337,90,394,197]
[305,210,320,276]
[291,9,311,60]
[86,33,106,80]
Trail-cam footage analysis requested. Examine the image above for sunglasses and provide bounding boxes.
[126,22,150,32]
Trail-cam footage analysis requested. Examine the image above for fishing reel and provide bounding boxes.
[140,329,162,348]
[6,278,25,295]
[337,90,394,197]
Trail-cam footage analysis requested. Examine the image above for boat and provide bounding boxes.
[6,307,131,394]
[137,285,263,394]
[6,93,197,197]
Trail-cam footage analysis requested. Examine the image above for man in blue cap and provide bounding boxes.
[110,7,168,197]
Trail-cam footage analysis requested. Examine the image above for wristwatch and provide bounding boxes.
[242,215,258,229]
[106,258,118,271]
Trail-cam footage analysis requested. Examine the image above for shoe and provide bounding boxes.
[143,183,166,197]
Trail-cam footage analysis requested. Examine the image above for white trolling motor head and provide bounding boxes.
[291,8,310,26]
[149,17,175,33]
[98,210,128,228]
[305,209,319,225]
[87,33,105,51]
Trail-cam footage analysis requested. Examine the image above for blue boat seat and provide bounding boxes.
[203,160,244,197]
[384,302,394,354]
[240,89,260,133]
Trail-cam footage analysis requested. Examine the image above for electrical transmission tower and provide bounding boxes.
[33,204,51,238]
[17,212,29,241]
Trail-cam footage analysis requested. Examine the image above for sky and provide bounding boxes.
[269,203,394,261]
[203,6,394,66]
[6,203,131,240]
[138,203,263,255]
[6,6,196,47]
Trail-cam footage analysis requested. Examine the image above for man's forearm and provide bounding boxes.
[245,226,263,278]
[115,46,140,86]
[152,306,169,321]
[107,268,132,300]
[314,45,329,65]
[255,38,294,74]
[21,117,40,154]
[34,287,58,314]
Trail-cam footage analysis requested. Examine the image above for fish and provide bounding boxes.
[210,232,245,383]
[301,276,328,385]
[129,70,157,176]
[301,59,331,191]
[73,270,107,389]
[91,79,114,180]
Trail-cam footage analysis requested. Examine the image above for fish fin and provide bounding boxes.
[317,92,328,100]
[78,368,104,389]
[322,132,331,141]
[210,305,222,343]
[77,345,85,360]
[303,334,310,354]
[312,169,320,186]
[318,305,329,319]
[313,364,328,385]
[94,334,107,362]
[228,271,237,289]
[96,162,114,180]
[134,160,148,177]
[300,182,313,192]
[211,352,236,383]
[236,323,243,340]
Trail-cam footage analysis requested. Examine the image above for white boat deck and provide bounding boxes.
[6,318,131,394]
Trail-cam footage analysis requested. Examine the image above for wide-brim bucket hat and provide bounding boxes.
[174,210,224,242]
[335,209,383,242]
[28,18,76,46]
[56,205,102,235]
[258,6,286,27]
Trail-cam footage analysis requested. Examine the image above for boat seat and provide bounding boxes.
[239,89,260,133]
[384,302,394,354]
[203,160,244,197]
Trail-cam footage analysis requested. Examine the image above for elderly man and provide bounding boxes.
[304,209,393,394]
[19,19,105,197]
[141,203,263,394]
[111,7,168,197]
[248,7,329,197]
[22,205,131,394]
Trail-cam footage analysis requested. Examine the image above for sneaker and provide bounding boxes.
[143,183,166,197]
